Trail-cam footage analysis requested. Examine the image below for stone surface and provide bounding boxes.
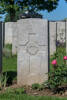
[17,19,48,85]
[49,21,56,55]
[5,20,66,56]
[57,21,65,44]
[5,22,13,44]
[12,22,18,55]
[2,22,5,47]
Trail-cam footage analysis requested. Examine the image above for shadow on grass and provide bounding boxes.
[3,71,17,86]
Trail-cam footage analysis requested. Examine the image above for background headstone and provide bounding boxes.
[57,21,65,45]
[49,21,56,55]
[5,22,13,44]
[12,22,18,55]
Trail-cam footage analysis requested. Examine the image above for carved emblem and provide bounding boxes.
[27,42,39,55]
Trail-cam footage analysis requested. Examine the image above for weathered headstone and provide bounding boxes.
[49,21,56,55]
[2,22,5,48]
[17,19,48,85]
[57,21,65,44]
[12,22,17,55]
[5,22,13,44]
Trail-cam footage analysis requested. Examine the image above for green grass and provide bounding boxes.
[3,55,17,72]
[5,44,12,50]
[0,92,67,100]
[3,44,17,72]
[3,55,17,84]
[0,87,67,100]
[3,44,17,84]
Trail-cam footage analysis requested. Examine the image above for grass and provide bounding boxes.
[3,44,17,72]
[3,55,17,72]
[3,44,17,84]
[0,86,67,100]
[0,93,67,100]
[5,44,12,50]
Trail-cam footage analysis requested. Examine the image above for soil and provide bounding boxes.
[5,83,67,97]
[1,82,67,97]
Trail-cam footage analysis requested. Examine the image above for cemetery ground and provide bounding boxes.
[1,44,67,100]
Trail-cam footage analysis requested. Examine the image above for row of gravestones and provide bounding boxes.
[50,21,66,55]
[5,21,66,56]
[5,20,66,56]
[5,19,67,86]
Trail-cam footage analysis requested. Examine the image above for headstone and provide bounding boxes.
[49,21,56,55]
[17,19,48,85]
[5,22,13,44]
[2,22,5,48]
[57,21,65,45]
[12,22,17,55]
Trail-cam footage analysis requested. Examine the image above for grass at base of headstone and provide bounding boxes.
[3,55,17,72]
[0,90,67,100]
[3,44,17,84]
[4,44,12,50]
[3,44,12,58]
[3,55,17,85]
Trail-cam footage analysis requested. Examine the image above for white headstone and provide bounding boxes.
[49,21,56,55]
[17,19,48,85]
[57,21,65,44]
[5,22,13,44]
[12,22,18,55]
